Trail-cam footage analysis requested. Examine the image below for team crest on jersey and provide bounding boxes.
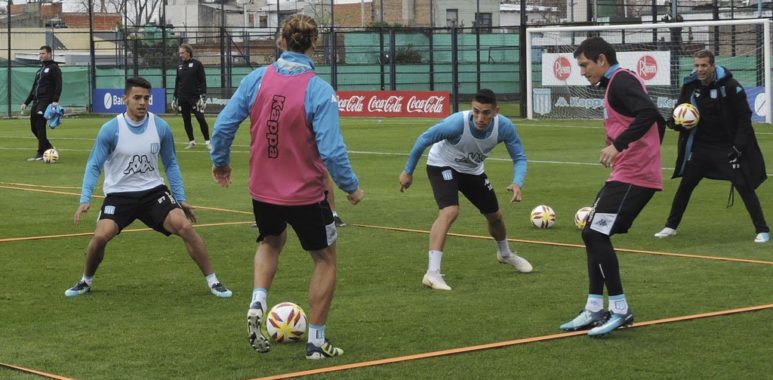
[123,154,155,175]
[151,142,160,154]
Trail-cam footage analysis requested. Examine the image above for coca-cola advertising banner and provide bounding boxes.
[541,51,671,86]
[337,91,450,118]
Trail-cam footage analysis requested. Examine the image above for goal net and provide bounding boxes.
[526,19,772,123]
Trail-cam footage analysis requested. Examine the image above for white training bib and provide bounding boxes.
[426,111,499,175]
[103,113,165,195]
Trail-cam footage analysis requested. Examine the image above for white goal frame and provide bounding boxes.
[526,19,772,123]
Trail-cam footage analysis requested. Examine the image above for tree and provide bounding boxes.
[74,0,162,27]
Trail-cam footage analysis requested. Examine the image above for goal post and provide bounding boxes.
[526,19,772,124]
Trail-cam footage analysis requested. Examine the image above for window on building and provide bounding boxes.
[259,16,268,28]
[446,9,458,28]
[475,12,492,32]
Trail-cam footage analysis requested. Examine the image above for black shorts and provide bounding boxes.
[585,181,656,236]
[98,185,180,236]
[252,199,336,251]
[426,165,499,214]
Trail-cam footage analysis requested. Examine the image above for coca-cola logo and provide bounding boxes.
[367,95,403,113]
[637,55,658,80]
[407,95,446,113]
[553,56,571,81]
[338,95,364,113]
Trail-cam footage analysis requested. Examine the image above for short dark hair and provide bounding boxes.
[473,89,497,106]
[573,37,618,65]
[693,49,715,64]
[40,45,52,53]
[125,77,152,94]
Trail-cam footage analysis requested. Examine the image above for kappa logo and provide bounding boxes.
[266,95,285,159]
[123,154,155,175]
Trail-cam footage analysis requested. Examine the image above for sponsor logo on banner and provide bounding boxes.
[637,55,658,81]
[337,91,450,118]
[533,88,552,115]
[541,51,671,86]
[92,88,164,114]
[553,56,572,81]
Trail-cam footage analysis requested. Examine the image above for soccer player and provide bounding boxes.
[173,44,210,150]
[399,89,533,292]
[21,45,61,161]
[653,50,769,243]
[210,15,363,360]
[560,37,664,336]
[65,77,232,299]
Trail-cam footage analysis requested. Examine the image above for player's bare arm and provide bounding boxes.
[599,144,620,168]
[212,164,232,188]
[180,202,197,223]
[399,171,413,192]
[506,183,522,203]
[73,203,90,225]
[347,188,364,205]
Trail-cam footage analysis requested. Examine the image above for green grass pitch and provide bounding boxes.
[0,114,771,379]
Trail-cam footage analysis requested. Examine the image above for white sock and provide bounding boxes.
[608,294,628,315]
[81,274,94,286]
[250,288,268,312]
[585,294,604,312]
[205,273,219,287]
[428,250,443,273]
[308,324,325,346]
[496,240,511,257]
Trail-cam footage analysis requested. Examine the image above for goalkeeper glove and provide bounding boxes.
[728,146,742,170]
[171,97,178,112]
[196,95,207,113]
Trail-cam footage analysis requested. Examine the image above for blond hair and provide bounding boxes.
[281,15,318,53]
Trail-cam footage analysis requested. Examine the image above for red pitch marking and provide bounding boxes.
[253,304,773,379]
[0,362,74,380]
[351,223,773,266]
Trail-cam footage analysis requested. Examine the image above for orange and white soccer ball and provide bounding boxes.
[574,207,593,230]
[43,148,59,163]
[266,302,307,343]
[672,103,700,129]
[530,205,556,229]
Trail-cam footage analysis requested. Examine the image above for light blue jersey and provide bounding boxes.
[79,113,185,204]
[403,112,527,187]
[210,51,358,194]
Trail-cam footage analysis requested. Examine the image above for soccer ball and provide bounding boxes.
[43,148,59,163]
[574,207,593,230]
[265,302,307,343]
[530,205,556,229]
[672,103,700,129]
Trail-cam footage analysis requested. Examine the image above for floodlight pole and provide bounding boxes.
[220,0,225,89]
[88,0,96,111]
[7,0,12,116]
[330,0,336,89]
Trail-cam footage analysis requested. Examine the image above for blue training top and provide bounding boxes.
[403,112,528,187]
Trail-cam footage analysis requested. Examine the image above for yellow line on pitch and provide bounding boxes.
[0,184,252,215]
[0,221,253,244]
[0,181,82,190]
[351,223,773,266]
[0,362,75,380]
[254,303,773,380]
